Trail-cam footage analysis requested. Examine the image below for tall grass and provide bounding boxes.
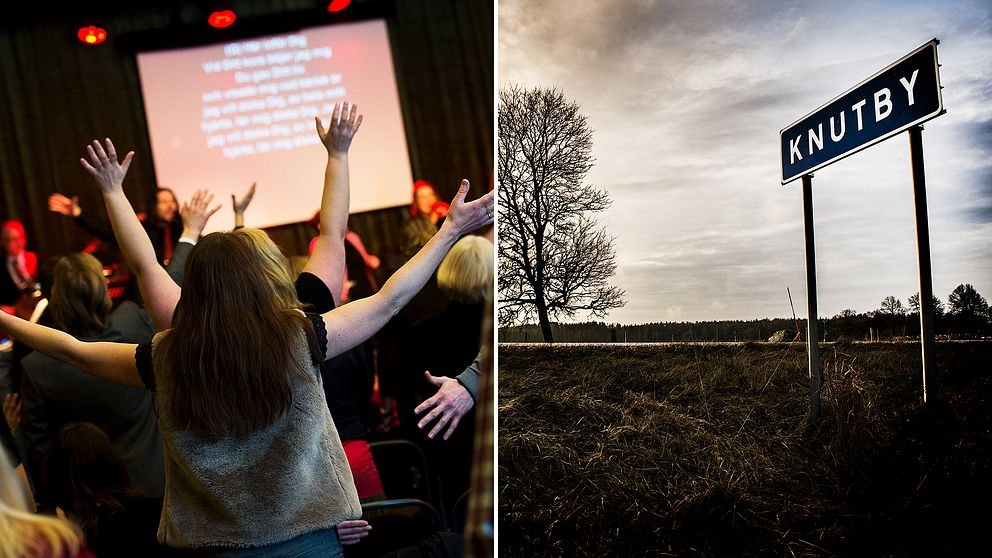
[499,342,992,556]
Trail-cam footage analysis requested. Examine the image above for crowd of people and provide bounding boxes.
[0,102,494,557]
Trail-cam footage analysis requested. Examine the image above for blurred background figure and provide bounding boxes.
[49,188,183,268]
[1,220,40,314]
[43,422,163,557]
[411,180,449,227]
[0,442,93,558]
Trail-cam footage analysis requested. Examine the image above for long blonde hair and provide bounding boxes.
[0,448,82,558]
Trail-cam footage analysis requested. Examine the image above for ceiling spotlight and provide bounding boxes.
[77,26,107,45]
[327,0,352,13]
[208,10,237,28]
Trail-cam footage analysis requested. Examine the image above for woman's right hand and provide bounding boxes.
[442,180,495,237]
[316,102,363,156]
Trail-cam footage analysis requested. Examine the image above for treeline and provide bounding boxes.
[499,283,992,343]
[500,318,806,343]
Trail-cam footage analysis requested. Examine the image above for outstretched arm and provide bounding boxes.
[49,193,117,243]
[306,102,363,306]
[0,311,142,388]
[320,180,493,358]
[79,139,179,331]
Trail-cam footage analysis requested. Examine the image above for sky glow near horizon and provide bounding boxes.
[499,0,992,324]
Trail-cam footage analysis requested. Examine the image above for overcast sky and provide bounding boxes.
[499,0,992,324]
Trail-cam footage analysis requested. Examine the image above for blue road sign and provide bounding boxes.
[780,39,943,184]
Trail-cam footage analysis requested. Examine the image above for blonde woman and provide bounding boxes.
[0,447,93,558]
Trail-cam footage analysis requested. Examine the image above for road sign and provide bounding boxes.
[780,39,943,184]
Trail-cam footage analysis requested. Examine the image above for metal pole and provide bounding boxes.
[802,174,822,421]
[909,125,937,403]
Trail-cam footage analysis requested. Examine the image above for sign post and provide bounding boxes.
[909,125,937,402]
[781,39,944,411]
[802,174,822,420]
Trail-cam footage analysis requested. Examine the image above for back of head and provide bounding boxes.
[42,423,135,529]
[233,228,300,310]
[438,236,494,304]
[0,447,82,557]
[50,253,112,337]
[164,231,316,437]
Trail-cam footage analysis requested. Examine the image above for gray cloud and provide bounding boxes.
[500,0,992,323]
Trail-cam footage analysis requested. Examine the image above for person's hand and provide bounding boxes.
[180,190,221,240]
[232,182,256,216]
[79,138,133,194]
[48,194,82,218]
[3,393,21,433]
[315,102,363,155]
[415,371,475,440]
[336,519,371,545]
[441,180,494,237]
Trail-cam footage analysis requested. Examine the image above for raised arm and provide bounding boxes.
[0,311,142,388]
[79,139,179,331]
[306,102,363,305]
[165,189,220,286]
[320,180,493,358]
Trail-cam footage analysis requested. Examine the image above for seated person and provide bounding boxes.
[0,444,94,557]
[20,253,163,504]
[43,422,163,557]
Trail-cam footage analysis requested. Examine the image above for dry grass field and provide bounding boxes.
[498,341,992,556]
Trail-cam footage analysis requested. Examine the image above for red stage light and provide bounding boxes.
[77,26,107,45]
[208,10,237,28]
[327,0,352,13]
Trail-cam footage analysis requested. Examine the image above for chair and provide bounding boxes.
[449,489,470,534]
[369,439,434,505]
[343,499,444,558]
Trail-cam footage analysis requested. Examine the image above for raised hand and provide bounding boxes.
[415,371,475,441]
[232,182,256,215]
[181,190,222,240]
[48,194,82,217]
[442,180,495,237]
[315,102,363,155]
[79,138,134,194]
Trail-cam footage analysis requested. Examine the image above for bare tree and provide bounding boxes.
[878,295,906,316]
[498,85,624,342]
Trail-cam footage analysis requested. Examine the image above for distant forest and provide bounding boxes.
[499,284,992,343]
